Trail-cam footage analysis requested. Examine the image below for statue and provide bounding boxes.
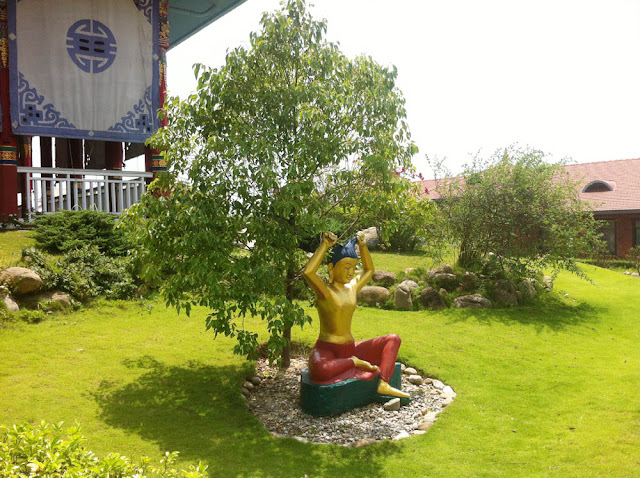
[302,231,409,399]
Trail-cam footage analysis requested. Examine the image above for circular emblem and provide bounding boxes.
[66,19,117,74]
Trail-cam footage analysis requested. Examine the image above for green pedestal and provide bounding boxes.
[300,362,410,416]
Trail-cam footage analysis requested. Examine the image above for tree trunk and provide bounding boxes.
[281,266,296,369]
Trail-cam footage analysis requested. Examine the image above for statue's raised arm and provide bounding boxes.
[302,231,337,300]
[355,231,374,292]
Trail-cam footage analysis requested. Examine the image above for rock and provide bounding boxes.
[412,430,427,435]
[358,227,380,250]
[404,367,417,375]
[357,286,390,306]
[0,287,19,312]
[0,267,43,295]
[460,271,479,291]
[241,387,250,396]
[442,385,456,397]
[353,438,377,447]
[516,291,523,302]
[418,287,446,309]
[423,377,433,384]
[398,279,419,291]
[383,398,401,411]
[518,279,537,299]
[243,381,254,390]
[400,363,406,372]
[439,288,449,297]
[15,290,72,311]
[494,279,518,306]
[431,379,445,390]
[423,411,439,422]
[404,268,416,274]
[372,270,396,286]
[392,430,411,440]
[394,284,413,309]
[453,294,492,309]
[430,272,458,291]
[428,264,454,276]
[408,375,423,385]
[543,275,554,290]
[251,376,262,386]
[417,419,435,431]
[293,436,308,443]
[632,273,640,278]
[442,397,454,407]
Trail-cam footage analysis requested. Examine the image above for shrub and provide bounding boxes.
[22,245,138,302]
[626,246,640,273]
[430,146,601,278]
[32,210,132,257]
[0,421,207,477]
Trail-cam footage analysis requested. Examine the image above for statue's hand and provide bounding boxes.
[356,231,366,245]
[351,356,379,372]
[322,231,338,247]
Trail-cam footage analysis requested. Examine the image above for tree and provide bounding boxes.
[429,145,601,278]
[122,0,417,367]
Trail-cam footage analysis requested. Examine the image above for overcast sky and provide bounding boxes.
[167,0,640,176]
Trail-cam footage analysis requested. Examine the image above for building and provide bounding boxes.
[416,157,640,258]
[0,0,245,221]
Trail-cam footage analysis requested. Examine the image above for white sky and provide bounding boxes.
[166,0,640,177]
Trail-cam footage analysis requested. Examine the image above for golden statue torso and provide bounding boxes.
[316,280,358,343]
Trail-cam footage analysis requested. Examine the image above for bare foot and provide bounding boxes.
[351,356,379,372]
[377,379,410,398]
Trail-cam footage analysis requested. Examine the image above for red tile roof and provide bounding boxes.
[564,158,640,213]
[415,157,640,213]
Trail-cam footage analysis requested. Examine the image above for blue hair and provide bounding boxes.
[330,236,359,265]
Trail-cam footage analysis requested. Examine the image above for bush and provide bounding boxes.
[22,245,138,302]
[0,421,207,477]
[32,210,132,257]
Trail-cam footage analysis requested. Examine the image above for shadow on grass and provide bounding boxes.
[444,296,606,333]
[93,356,399,477]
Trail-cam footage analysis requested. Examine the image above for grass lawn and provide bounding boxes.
[0,230,35,269]
[1,249,639,476]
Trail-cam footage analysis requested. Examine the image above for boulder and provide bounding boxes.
[398,279,419,291]
[460,271,479,291]
[357,286,390,306]
[430,273,458,291]
[18,290,72,311]
[518,280,537,298]
[453,294,492,309]
[394,284,413,309]
[372,270,396,287]
[0,267,43,295]
[543,276,554,290]
[358,227,380,250]
[494,279,518,306]
[428,264,454,276]
[418,287,446,310]
[0,287,19,312]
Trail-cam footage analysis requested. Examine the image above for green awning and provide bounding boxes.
[168,0,247,49]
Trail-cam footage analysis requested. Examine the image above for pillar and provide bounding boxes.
[0,0,18,220]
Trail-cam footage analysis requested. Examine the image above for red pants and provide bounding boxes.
[308,334,401,385]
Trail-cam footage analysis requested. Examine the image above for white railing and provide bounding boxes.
[17,167,154,221]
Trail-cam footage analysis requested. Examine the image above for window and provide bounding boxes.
[598,220,616,255]
[634,219,640,247]
[583,180,614,193]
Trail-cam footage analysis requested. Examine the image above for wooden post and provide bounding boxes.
[0,0,18,220]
